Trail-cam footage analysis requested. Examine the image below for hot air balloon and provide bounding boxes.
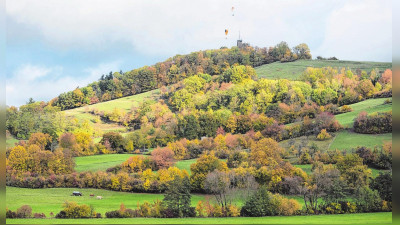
[231,6,234,16]
[225,29,228,39]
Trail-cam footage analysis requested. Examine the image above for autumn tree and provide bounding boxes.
[250,138,284,168]
[151,147,175,169]
[293,43,312,59]
[28,132,52,150]
[336,154,372,192]
[190,153,228,192]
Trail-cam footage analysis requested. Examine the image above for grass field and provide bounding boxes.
[329,130,392,151]
[255,60,392,80]
[335,98,392,128]
[66,89,159,114]
[6,136,21,148]
[74,154,136,172]
[63,89,160,137]
[6,212,392,224]
[6,187,207,217]
[175,159,197,175]
[294,164,313,174]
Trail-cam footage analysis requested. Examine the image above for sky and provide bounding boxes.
[6,0,392,107]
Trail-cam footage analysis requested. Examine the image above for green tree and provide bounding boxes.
[163,175,194,217]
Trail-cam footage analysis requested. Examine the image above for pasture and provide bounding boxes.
[65,89,159,115]
[6,187,207,217]
[63,89,160,137]
[255,60,392,80]
[335,98,392,128]
[175,159,197,175]
[74,154,136,172]
[329,130,392,151]
[6,212,392,224]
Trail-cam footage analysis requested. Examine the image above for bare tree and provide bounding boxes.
[204,170,258,211]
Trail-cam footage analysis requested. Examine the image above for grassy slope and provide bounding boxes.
[329,130,392,151]
[5,187,207,216]
[7,213,392,224]
[63,89,160,136]
[74,154,137,172]
[255,60,392,80]
[335,98,392,128]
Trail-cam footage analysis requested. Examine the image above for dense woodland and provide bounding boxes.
[6,42,392,219]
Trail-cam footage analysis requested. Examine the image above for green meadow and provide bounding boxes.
[75,154,136,172]
[329,130,392,151]
[335,98,391,128]
[7,212,392,224]
[255,60,392,80]
[6,187,207,217]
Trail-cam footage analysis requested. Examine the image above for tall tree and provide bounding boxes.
[163,175,193,217]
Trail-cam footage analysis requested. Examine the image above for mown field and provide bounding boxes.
[279,130,391,153]
[7,212,392,224]
[335,98,392,128]
[255,60,392,80]
[74,154,136,172]
[6,186,307,218]
[329,131,392,151]
[6,187,208,216]
[175,159,197,175]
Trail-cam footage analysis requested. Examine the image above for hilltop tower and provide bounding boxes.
[237,31,243,48]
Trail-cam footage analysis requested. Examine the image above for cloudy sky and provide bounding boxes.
[6,0,392,106]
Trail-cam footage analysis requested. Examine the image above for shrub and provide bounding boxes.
[227,205,240,217]
[370,172,392,201]
[299,152,312,164]
[105,210,124,218]
[16,205,32,218]
[195,200,206,217]
[321,202,343,214]
[381,200,392,212]
[33,213,46,218]
[356,186,382,212]
[353,111,392,134]
[274,195,301,216]
[316,129,332,140]
[6,209,17,218]
[240,186,276,217]
[55,210,67,218]
[61,201,94,218]
[340,105,352,113]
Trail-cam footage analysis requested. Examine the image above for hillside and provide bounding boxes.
[6,49,392,223]
[255,60,392,80]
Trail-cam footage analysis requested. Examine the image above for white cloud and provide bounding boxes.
[6,62,122,106]
[314,0,392,61]
[4,0,348,56]
[5,0,393,106]
[13,64,54,81]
